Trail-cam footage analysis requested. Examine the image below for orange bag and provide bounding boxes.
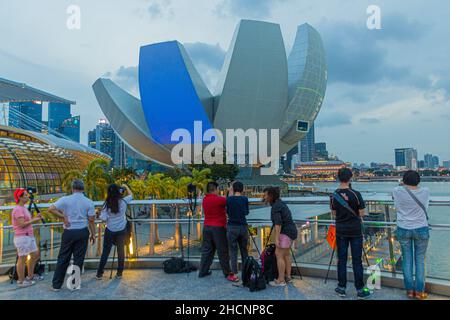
[326,225,337,250]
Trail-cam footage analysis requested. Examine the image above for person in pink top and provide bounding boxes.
[11,188,42,288]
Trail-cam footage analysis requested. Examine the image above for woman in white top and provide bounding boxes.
[96,184,133,280]
[393,170,430,300]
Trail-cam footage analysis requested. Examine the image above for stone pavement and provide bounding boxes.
[0,269,447,300]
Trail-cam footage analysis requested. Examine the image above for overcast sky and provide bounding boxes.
[1,0,449,164]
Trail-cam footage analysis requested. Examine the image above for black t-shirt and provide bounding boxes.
[271,199,298,241]
[330,188,366,237]
[226,196,249,226]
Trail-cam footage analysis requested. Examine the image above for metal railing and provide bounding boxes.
[1,196,450,283]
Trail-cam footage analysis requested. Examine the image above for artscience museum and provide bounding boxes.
[93,19,327,167]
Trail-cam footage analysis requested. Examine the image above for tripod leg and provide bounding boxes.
[324,248,335,284]
[363,245,370,267]
[11,254,19,284]
[247,227,261,258]
[110,246,116,279]
[290,248,302,280]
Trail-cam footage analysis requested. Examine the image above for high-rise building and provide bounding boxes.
[58,116,80,143]
[94,120,116,158]
[424,154,434,169]
[418,160,425,169]
[283,145,299,173]
[8,101,43,132]
[48,102,71,131]
[443,160,450,169]
[432,156,440,168]
[314,142,328,160]
[88,130,96,149]
[395,148,418,170]
[300,123,315,162]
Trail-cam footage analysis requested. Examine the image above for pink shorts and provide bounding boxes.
[278,234,293,249]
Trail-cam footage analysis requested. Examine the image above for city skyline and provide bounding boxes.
[1,1,449,164]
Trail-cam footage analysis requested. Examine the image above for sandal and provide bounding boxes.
[406,290,415,299]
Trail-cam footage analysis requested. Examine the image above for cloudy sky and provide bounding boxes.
[1,0,449,164]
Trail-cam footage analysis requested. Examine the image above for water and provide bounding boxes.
[296,181,450,280]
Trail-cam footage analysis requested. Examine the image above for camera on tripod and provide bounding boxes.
[27,186,37,198]
[187,183,197,197]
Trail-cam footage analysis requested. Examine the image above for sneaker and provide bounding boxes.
[269,280,287,287]
[285,276,293,284]
[115,273,122,280]
[198,270,212,278]
[335,286,346,297]
[26,275,44,282]
[95,274,103,280]
[415,292,428,300]
[357,287,372,300]
[50,286,61,292]
[17,280,34,288]
[226,274,239,282]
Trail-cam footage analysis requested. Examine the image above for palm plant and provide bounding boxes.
[61,170,84,194]
[84,159,112,201]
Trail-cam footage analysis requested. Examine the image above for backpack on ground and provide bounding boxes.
[261,244,278,283]
[8,259,45,281]
[162,257,197,274]
[242,256,266,292]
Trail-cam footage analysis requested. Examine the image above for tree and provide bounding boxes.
[61,170,84,194]
[111,167,138,185]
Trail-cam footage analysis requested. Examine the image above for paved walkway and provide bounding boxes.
[0,269,447,300]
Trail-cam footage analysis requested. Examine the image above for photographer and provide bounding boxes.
[11,188,42,288]
[48,179,96,291]
[263,187,298,287]
[199,181,237,282]
[226,181,249,280]
[96,184,133,280]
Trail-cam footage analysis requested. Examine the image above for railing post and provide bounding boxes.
[149,204,156,255]
[174,205,180,249]
[196,205,202,241]
[384,204,396,273]
[50,225,54,260]
[96,224,102,257]
[0,221,3,265]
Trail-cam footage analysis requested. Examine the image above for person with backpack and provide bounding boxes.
[226,181,249,281]
[96,184,133,280]
[11,188,42,288]
[263,187,298,287]
[198,181,237,282]
[48,179,96,291]
[393,170,430,300]
[331,168,371,299]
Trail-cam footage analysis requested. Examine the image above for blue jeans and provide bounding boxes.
[396,226,429,292]
[336,236,364,290]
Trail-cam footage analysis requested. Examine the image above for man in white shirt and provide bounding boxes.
[48,179,96,291]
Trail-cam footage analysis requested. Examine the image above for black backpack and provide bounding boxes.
[9,259,45,281]
[261,244,278,283]
[242,256,266,292]
[162,257,197,274]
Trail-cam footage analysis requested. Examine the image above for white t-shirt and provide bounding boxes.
[393,186,430,230]
[54,192,95,230]
[100,195,133,232]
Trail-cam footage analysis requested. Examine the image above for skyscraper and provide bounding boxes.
[58,116,80,143]
[314,142,328,160]
[8,101,43,132]
[88,130,96,149]
[300,123,315,162]
[48,102,71,131]
[432,155,440,168]
[95,120,116,158]
[395,148,418,170]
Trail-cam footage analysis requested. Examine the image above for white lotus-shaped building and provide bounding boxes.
[93,20,327,167]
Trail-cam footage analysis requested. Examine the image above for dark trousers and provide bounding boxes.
[227,225,249,275]
[52,228,89,289]
[199,225,232,276]
[336,236,364,290]
[97,228,126,276]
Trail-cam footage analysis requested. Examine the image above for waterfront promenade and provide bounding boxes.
[0,269,447,300]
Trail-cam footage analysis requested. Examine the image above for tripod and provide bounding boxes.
[186,184,197,275]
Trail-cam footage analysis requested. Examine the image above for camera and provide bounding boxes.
[27,186,37,195]
[119,187,125,195]
[187,183,196,195]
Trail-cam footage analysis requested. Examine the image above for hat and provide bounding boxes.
[13,188,26,204]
